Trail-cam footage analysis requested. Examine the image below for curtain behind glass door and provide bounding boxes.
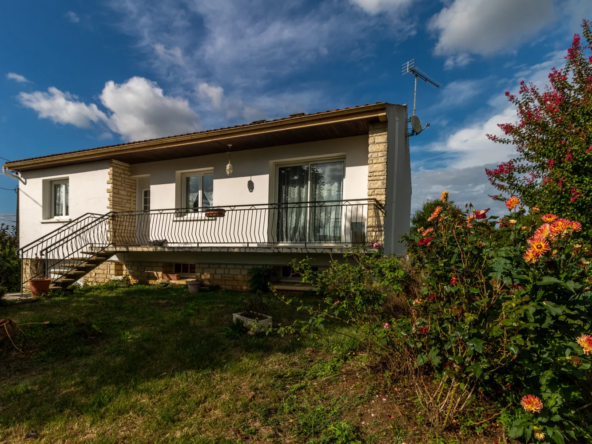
[278,165,308,242]
[310,161,344,242]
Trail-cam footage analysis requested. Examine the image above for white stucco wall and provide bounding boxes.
[19,161,110,248]
[129,135,369,209]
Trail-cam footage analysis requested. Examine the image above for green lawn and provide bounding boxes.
[0,284,506,443]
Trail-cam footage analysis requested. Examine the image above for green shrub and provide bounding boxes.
[0,224,20,293]
[412,196,458,230]
[401,195,592,442]
[247,266,275,293]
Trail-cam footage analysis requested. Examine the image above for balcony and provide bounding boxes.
[20,199,384,288]
[109,198,384,251]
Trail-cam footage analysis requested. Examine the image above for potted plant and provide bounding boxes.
[29,276,51,297]
[205,209,226,218]
[187,279,202,293]
[232,291,272,334]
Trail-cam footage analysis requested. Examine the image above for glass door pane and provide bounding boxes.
[186,176,200,212]
[310,161,344,242]
[202,174,213,207]
[277,165,309,243]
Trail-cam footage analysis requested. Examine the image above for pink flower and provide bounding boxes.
[372,242,381,249]
[383,322,390,329]
[333,300,340,306]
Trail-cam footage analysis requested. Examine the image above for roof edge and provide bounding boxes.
[4,102,395,171]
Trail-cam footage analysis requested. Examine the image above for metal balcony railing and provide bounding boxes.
[19,199,385,288]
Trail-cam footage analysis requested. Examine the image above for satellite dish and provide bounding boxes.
[410,115,423,134]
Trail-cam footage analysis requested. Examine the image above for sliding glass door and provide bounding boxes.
[277,160,344,243]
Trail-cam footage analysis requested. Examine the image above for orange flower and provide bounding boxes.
[529,237,551,257]
[428,206,443,222]
[531,205,540,214]
[541,214,557,223]
[440,190,449,202]
[566,220,582,233]
[550,219,568,237]
[576,334,592,355]
[506,196,520,210]
[523,248,537,264]
[534,428,545,441]
[521,395,543,413]
[534,223,551,239]
[467,214,476,223]
[422,227,434,237]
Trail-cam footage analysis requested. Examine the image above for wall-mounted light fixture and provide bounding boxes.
[226,144,233,176]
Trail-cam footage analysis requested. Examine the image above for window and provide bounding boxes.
[174,263,196,274]
[52,179,69,217]
[142,189,150,211]
[180,171,213,212]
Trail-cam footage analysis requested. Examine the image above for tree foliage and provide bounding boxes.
[486,20,592,228]
[0,224,20,294]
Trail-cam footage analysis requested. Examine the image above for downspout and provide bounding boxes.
[2,165,23,182]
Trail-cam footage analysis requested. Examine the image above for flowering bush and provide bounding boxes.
[486,20,592,228]
[402,195,592,442]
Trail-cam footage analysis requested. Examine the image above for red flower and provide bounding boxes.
[418,237,434,247]
[450,275,459,286]
[418,326,429,335]
[474,208,490,220]
[429,294,436,300]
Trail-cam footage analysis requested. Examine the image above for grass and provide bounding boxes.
[1,284,509,443]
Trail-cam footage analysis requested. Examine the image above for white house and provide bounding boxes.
[3,102,412,291]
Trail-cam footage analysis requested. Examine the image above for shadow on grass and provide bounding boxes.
[0,284,333,431]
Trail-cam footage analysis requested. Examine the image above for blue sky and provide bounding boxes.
[1,0,591,225]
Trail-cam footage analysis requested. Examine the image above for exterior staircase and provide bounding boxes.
[49,251,115,290]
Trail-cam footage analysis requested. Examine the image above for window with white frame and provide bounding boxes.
[180,171,214,212]
[51,179,69,217]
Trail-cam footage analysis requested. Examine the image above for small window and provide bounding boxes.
[181,171,213,212]
[52,179,69,217]
[174,263,196,274]
[142,189,150,212]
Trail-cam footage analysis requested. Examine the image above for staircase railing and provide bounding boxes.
[19,213,110,290]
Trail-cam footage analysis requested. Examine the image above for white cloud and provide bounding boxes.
[19,77,200,141]
[424,106,517,169]
[429,0,555,56]
[7,72,30,83]
[349,0,413,14]
[18,87,109,129]
[431,79,485,110]
[197,82,224,110]
[412,49,567,215]
[65,11,80,23]
[100,77,200,140]
[444,54,472,70]
[152,44,185,66]
[107,0,413,127]
[412,165,507,216]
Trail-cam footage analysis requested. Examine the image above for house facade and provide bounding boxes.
[4,102,412,291]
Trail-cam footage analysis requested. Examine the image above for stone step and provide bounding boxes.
[270,282,317,292]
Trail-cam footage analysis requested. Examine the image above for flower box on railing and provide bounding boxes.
[205,209,226,218]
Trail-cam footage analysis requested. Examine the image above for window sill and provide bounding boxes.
[41,218,72,224]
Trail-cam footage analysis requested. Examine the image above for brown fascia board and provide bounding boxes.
[4,103,390,172]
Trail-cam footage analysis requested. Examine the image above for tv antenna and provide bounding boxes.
[401,59,441,136]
